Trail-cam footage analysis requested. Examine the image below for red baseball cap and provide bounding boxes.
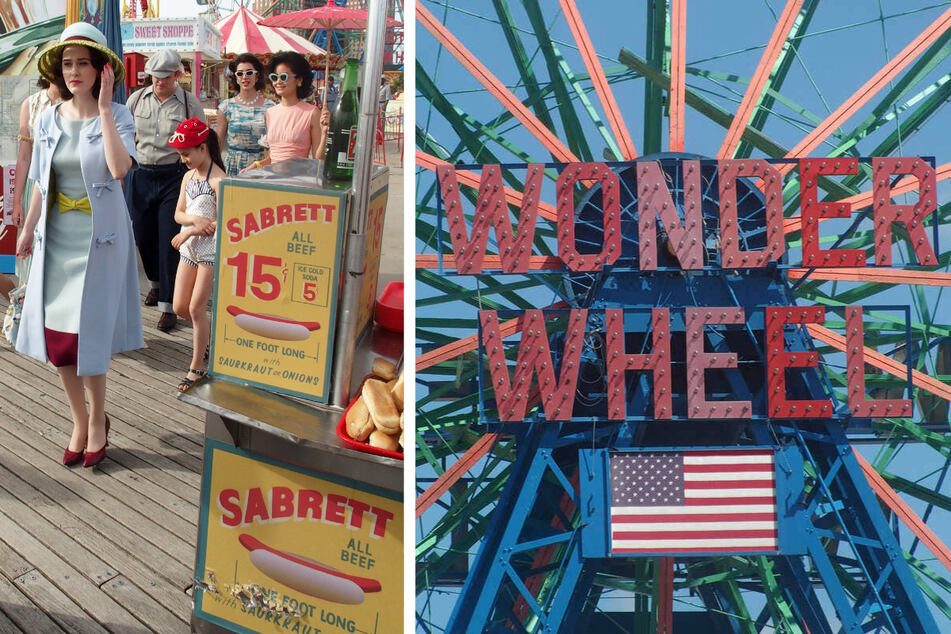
[169,118,211,149]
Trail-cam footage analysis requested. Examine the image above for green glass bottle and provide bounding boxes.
[325,58,360,181]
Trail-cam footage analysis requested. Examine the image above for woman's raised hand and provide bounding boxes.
[98,65,115,112]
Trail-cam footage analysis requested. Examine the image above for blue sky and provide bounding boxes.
[416,1,951,629]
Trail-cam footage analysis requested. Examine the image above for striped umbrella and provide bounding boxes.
[215,6,330,63]
[258,6,402,107]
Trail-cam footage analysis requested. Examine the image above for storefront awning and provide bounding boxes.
[121,15,222,60]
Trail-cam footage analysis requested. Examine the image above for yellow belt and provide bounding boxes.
[57,193,92,215]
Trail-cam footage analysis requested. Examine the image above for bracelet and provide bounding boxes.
[16,134,33,144]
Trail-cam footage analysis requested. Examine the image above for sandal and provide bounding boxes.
[178,369,206,392]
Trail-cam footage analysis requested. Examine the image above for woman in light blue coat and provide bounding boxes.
[15,22,142,469]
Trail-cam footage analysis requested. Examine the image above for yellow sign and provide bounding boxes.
[356,186,388,336]
[212,181,347,402]
[195,440,403,633]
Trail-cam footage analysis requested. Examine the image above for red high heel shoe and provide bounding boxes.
[63,446,84,466]
[83,414,110,468]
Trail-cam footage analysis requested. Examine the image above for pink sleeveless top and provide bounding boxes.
[265,101,317,162]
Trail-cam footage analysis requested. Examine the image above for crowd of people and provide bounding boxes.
[6,23,334,469]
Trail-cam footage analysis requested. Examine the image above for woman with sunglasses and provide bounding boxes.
[242,51,329,171]
[216,53,274,176]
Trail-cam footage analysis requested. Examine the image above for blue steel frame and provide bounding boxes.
[436,156,938,632]
[447,423,939,633]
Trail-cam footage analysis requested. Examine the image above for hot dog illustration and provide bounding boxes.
[227,305,320,341]
[238,534,380,604]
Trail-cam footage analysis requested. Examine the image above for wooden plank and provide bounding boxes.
[0,281,203,629]
[0,571,68,634]
[0,460,193,613]
[101,575,189,633]
[0,599,35,634]
[0,570,63,634]
[0,389,199,523]
[0,479,119,588]
[0,510,143,633]
[0,340,200,446]
[0,534,33,580]
[1,348,206,470]
[13,569,111,634]
[0,453,193,587]
[0,354,203,498]
[0,412,196,570]
[0,378,199,534]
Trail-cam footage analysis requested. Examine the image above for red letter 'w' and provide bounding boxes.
[437,164,543,274]
[480,309,587,421]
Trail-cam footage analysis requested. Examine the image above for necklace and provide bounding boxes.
[234,92,259,107]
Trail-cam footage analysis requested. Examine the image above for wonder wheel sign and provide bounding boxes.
[415,2,951,633]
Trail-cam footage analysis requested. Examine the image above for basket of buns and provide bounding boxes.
[336,357,404,459]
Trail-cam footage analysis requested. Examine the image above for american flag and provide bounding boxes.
[609,449,777,554]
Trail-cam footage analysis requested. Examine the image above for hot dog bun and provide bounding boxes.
[369,430,399,451]
[372,357,397,381]
[391,372,404,410]
[345,398,373,442]
[362,379,400,433]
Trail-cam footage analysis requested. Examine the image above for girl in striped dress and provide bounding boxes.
[169,119,225,391]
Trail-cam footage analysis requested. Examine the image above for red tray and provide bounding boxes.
[375,281,403,332]
[336,384,404,460]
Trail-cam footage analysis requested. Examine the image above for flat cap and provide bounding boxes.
[145,49,181,78]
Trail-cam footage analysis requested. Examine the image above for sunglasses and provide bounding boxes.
[269,72,296,83]
[234,70,257,77]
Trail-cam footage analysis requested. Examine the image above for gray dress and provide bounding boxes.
[44,114,93,334]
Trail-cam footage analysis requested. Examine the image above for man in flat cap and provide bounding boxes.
[125,49,206,333]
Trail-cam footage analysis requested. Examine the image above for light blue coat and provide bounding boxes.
[16,102,144,376]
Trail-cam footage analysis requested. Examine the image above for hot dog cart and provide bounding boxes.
[180,157,403,634]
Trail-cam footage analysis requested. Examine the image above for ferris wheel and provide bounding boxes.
[415,1,951,632]
[122,0,159,19]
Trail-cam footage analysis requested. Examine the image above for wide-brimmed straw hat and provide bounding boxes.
[168,118,211,149]
[38,22,125,85]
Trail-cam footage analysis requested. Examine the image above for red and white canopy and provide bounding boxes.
[215,6,328,60]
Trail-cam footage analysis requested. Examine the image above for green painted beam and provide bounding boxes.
[416,62,559,184]
[556,56,624,160]
[492,0,557,133]
[832,29,951,163]
[687,67,827,133]
[521,0,593,161]
[735,0,819,159]
[753,556,803,634]
[880,470,951,512]
[643,0,667,155]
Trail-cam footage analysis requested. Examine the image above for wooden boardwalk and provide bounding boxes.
[0,290,203,633]
[0,141,404,633]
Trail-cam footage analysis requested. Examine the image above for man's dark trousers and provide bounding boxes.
[126,162,188,312]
